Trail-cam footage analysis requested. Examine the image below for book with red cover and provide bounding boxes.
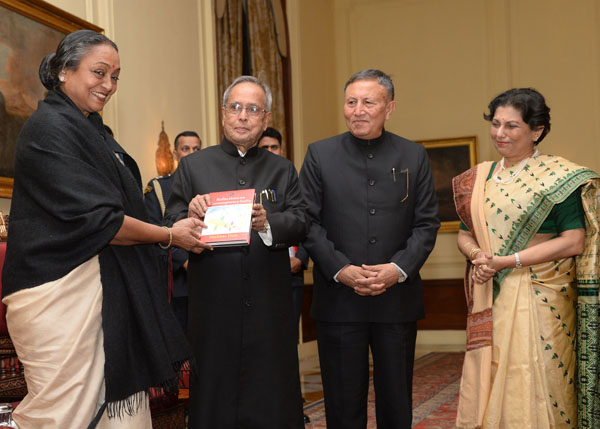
[200,189,255,246]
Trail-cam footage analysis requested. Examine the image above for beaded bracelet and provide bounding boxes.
[158,226,172,250]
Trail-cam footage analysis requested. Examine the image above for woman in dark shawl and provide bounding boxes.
[1,30,209,428]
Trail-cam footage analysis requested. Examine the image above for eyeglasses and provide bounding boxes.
[223,102,267,118]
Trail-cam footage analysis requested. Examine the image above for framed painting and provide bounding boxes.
[0,0,102,198]
[416,136,478,232]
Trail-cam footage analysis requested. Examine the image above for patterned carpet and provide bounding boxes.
[303,352,464,428]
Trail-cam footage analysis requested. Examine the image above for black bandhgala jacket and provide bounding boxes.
[166,139,308,429]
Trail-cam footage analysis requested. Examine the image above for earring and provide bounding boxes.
[59,76,65,82]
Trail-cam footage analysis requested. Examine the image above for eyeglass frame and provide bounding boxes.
[223,102,268,118]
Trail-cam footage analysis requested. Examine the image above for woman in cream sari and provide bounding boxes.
[453,88,600,428]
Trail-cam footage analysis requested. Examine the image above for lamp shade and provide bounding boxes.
[155,121,174,176]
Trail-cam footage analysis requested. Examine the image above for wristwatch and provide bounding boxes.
[514,252,523,269]
[260,219,270,233]
[393,264,406,283]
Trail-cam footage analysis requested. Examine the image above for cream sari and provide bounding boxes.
[453,154,600,429]
[4,256,151,428]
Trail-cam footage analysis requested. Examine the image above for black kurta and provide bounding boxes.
[166,139,308,428]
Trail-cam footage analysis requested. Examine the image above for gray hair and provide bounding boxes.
[39,30,118,90]
[222,76,272,112]
[344,69,394,101]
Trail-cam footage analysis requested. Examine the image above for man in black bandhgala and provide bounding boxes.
[299,69,440,428]
[165,75,308,428]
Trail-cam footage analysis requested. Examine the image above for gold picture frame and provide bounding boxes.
[0,0,102,198]
[416,136,478,233]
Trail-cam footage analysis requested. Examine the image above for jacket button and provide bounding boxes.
[244,299,253,307]
[367,153,374,159]
[369,208,376,215]
[239,179,246,186]
[369,179,375,186]
[369,237,377,244]
[240,158,246,165]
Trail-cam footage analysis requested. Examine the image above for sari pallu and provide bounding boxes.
[453,154,600,428]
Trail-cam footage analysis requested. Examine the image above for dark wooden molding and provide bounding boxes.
[418,278,467,330]
[300,278,467,340]
[301,283,316,342]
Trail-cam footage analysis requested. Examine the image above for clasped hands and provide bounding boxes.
[188,193,269,233]
[471,251,501,284]
[337,263,399,296]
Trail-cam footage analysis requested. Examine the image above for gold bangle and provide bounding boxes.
[468,247,481,260]
[158,226,172,250]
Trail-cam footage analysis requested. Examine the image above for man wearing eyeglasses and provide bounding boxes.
[166,76,308,429]
[299,69,440,428]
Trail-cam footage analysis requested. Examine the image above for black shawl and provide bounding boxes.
[2,90,192,419]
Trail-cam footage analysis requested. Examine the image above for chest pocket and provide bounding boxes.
[393,168,409,203]
[258,188,280,212]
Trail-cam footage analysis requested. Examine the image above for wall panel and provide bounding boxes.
[505,0,600,167]
[316,0,600,279]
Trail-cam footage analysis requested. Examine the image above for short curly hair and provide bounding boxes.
[483,88,551,144]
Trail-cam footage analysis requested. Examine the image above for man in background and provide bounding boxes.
[258,127,308,324]
[257,126,283,155]
[258,127,311,424]
[144,131,201,331]
[299,69,440,428]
